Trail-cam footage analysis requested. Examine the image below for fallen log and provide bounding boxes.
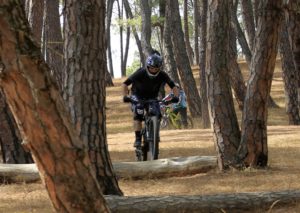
[105,190,300,213]
[0,155,217,183]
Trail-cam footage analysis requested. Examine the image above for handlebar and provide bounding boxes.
[124,96,178,105]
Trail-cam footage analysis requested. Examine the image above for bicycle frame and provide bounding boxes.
[161,105,182,129]
[129,98,161,161]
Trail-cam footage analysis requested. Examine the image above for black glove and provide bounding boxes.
[123,96,131,103]
[171,96,179,103]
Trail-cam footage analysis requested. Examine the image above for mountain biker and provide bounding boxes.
[172,83,188,128]
[122,52,179,148]
[163,83,188,128]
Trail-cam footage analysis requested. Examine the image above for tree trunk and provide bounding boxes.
[206,0,241,170]
[106,190,300,213]
[44,0,64,91]
[123,0,144,66]
[231,0,252,67]
[106,0,115,78]
[163,0,180,84]
[28,0,44,45]
[279,23,300,125]
[237,0,283,168]
[284,1,300,107]
[0,90,33,164]
[140,0,152,58]
[228,25,246,110]
[0,1,110,211]
[0,156,217,182]
[199,0,210,128]
[183,0,194,65]
[63,0,122,195]
[240,0,256,52]
[194,0,200,65]
[167,0,202,118]
[122,10,130,77]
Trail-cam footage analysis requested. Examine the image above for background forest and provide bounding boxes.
[0,0,300,212]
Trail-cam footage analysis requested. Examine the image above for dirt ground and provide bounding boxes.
[1,126,300,213]
[1,62,300,212]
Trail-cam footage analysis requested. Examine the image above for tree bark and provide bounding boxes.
[63,0,122,195]
[231,0,252,67]
[0,156,217,182]
[0,1,111,212]
[284,1,300,107]
[183,0,194,65]
[228,25,247,110]
[194,0,200,65]
[163,0,180,84]
[106,190,300,213]
[0,89,33,164]
[28,0,44,45]
[240,0,256,52]
[106,0,115,78]
[199,0,210,128]
[167,0,202,118]
[44,0,64,90]
[206,0,240,170]
[140,0,152,58]
[279,23,300,125]
[237,0,283,167]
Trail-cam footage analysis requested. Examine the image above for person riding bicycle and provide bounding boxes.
[122,53,179,148]
[163,83,188,128]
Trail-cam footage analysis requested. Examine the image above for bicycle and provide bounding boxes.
[126,97,162,161]
[160,104,194,129]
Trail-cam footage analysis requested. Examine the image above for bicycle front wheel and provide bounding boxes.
[160,116,169,129]
[148,116,160,160]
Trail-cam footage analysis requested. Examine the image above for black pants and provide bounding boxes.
[173,107,188,127]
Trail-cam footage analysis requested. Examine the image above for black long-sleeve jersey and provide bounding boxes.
[123,68,175,99]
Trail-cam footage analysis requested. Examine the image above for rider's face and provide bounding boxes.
[148,66,160,74]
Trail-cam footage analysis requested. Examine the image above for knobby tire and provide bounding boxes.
[148,116,159,160]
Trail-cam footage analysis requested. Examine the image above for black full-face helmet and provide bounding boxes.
[146,54,163,78]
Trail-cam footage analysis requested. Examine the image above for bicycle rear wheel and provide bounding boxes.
[147,116,160,160]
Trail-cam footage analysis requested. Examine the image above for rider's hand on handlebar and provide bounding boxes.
[123,95,131,103]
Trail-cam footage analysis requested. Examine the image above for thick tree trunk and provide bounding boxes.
[284,1,300,107]
[279,23,300,125]
[199,0,210,128]
[106,190,300,213]
[0,1,110,212]
[0,90,33,164]
[0,156,217,182]
[206,0,240,170]
[237,0,283,168]
[63,0,122,195]
[167,0,202,118]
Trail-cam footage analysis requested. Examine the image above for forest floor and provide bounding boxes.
[1,61,300,213]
